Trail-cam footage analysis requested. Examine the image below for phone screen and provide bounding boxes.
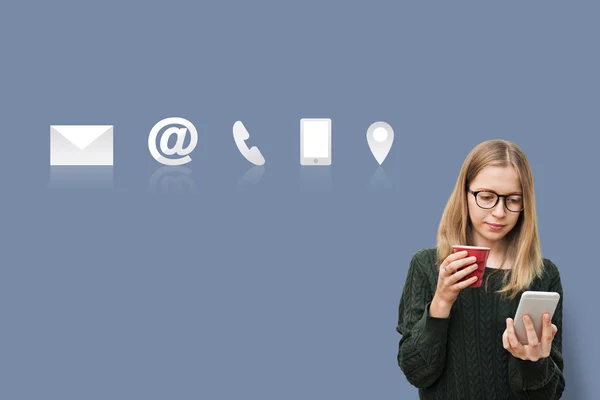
[302,120,330,158]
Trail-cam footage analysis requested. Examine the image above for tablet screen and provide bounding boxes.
[302,120,330,158]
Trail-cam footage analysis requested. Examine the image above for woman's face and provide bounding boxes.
[467,165,523,246]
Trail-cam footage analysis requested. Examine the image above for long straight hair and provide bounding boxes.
[436,140,543,300]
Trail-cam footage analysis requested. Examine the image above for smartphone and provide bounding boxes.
[513,291,560,345]
[300,118,332,166]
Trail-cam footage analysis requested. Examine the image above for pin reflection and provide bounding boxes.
[369,167,392,190]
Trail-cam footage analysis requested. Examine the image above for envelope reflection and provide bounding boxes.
[49,166,113,188]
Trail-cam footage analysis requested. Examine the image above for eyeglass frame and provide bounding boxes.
[467,189,524,212]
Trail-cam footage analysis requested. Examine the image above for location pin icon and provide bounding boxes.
[367,121,394,165]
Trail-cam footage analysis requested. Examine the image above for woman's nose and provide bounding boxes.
[492,198,507,217]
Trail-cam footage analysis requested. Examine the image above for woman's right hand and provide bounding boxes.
[429,250,479,318]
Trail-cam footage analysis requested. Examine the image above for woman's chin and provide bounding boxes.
[476,229,506,243]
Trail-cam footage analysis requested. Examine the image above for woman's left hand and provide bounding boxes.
[502,313,558,362]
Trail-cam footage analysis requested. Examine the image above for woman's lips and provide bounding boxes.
[486,223,505,231]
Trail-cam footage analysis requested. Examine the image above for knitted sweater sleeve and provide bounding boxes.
[396,249,451,389]
[508,260,566,399]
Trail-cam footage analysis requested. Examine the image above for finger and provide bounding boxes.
[506,318,524,352]
[551,324,558,338]
[541,313,553,355]
[445,256,477,275]
[523,314,540,348]
[440,252,465,273]
[502,330,511,351]
[449,263,479,284]
[454,275,478,290]
[444,250,469,266]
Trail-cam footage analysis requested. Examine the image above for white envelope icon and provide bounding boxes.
[50,125,113,166]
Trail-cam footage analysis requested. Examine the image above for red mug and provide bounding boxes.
[451,245,491,288]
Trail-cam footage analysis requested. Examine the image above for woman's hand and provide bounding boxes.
[430,250,479,318]
[502,313,558,362]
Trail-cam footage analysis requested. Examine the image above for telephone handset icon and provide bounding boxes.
[233,121,266,166]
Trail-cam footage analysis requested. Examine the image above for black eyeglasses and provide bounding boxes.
[468,189,524,212]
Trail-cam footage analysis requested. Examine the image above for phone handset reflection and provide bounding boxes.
[233,121,265,166]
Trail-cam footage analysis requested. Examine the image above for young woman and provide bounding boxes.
[396,140,565,399]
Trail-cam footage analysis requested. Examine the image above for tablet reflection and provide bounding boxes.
[300,166,332,191]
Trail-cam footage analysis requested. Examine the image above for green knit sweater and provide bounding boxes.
[396,248,565,399]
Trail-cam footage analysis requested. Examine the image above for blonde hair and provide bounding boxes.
[436,139,543,300]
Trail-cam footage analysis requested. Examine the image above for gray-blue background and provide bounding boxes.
[2,1,598,399]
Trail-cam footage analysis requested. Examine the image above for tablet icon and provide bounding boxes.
[233,121,265,166]
[300,118,332,166]
[148,117,198,166]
